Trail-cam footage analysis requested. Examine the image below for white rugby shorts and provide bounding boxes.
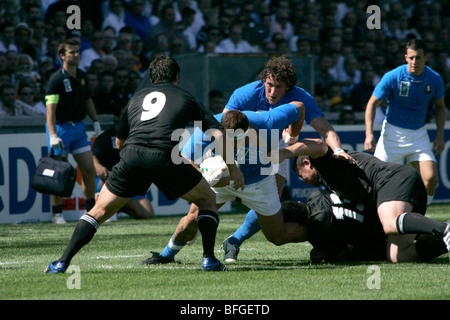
[374,120,436,164]
[213,175,281,216]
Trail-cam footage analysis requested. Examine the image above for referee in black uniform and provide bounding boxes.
[46,55,244,273]
[45,39,102,224]
[275,138,449,262]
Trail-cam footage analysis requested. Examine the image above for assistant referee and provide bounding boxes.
[45,39,102,224]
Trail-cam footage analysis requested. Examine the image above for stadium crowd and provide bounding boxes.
[0,0,449,120]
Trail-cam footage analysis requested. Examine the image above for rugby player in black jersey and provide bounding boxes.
[282,190,447,263]
[274,138,449,262]
[45,54,244,273]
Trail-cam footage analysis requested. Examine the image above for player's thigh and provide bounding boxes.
[256,209,286,245]
[90,184,131,224]
[410,160,438,183]
[180,178,216,209]
[73,150,95,176]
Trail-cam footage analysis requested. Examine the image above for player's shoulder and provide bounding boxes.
[385,64,406,79]
[424,66,444,82]
[233,80,264,96]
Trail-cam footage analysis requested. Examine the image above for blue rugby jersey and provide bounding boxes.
[373,64,444,130]
[181,103,300,185]
[225,80,323,124]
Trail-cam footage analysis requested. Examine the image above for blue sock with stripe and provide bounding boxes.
[161,235,185,259]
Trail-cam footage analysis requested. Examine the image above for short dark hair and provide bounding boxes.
[281,200,308,226]
[149,54,180,83]
[221,110,249,132]
[58,39,80,55]
[292,155,309,173]
[259,55,297,90]
[406,39,427,55]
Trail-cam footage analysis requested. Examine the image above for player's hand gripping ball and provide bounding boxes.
[200,155,230,187]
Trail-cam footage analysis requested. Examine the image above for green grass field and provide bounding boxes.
[0,203,448,303]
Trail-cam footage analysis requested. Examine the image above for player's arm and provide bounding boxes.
[44,93,64,150]
[309,117,355,163]
[364,94,384,152]
[283,101,305,144]
[93,155,110,181]
[274,138,328,164]
[115,107,129,150]
[208,128,245,190]
[433,97,446,156]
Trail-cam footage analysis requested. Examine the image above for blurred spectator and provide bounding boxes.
[315,54,336,100]
[86,71,99,97]
[29,19,47,60]
[127,70,142,93]
[170,37,186,56]
[125,0,153,42]
[102,0,126,34]
[147,34,170,60]
[102,55,118,73]
[110,66,132,116]
[270,8,294,44]
[350,68,376,112]
[197,26,222,52]
[0,22,18,53]
[131,35,150,73]
[208,89,224,114]
[177,7,197,51]
[17,83,46,115]
[0,83,42,116]
[14,23,34,56]
[93,70,115,115]
[216,24,258,53]
[5,50,19,83]
[338,107,356,125]
[102,27,117,55]
[146,4,178,51]
[79,30,106,72]
[332,56,361,100]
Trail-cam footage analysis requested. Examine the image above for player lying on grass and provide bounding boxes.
[276,138,450,262]
[142,102,307,265]
[281,190,448,263]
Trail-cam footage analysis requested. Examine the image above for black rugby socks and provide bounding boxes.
[396,212,447,235]
[197,210,219,259]
[59,214,99,264]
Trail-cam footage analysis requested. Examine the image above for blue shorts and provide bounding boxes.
[46,121,92,156]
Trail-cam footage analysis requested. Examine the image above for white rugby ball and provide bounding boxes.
[200,155,229,186]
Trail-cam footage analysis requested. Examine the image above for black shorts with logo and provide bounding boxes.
[106,145,202,200]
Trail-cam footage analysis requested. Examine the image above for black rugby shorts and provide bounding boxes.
[375,165,427,215]
[106,145,202,200]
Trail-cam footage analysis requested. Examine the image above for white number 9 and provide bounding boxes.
[140,91,166,121]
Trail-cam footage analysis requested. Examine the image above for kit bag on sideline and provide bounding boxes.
[31,148,76,197]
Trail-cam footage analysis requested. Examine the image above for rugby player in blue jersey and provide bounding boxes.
[220,55,354,262]
[142,102,308,266]
[365,39,446,206]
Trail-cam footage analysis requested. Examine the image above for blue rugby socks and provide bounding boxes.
[228,209,261,246]
[161,235,185,260]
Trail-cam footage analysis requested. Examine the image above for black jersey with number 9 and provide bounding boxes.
[117,82,221,152]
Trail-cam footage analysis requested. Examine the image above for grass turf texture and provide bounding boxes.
[0,203,448,301]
